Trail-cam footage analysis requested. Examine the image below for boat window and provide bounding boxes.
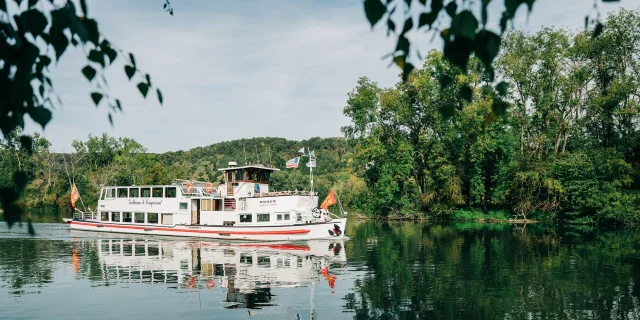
[148,244,159,256]
[123,212,132,223]
[235,169,244,181]
[152,187,163,198]
[201,199,212,211]
[123,243,133,256]
[101,212,109,221]
[117,188,128,198]
[262,172,270,183]
[257,256,270,267]
[179,202,188,210]
[148,213,159,224]
[135,212,145,223]
[162,214,173,225]
[284,213,290,221]
[106,188,115,198]
[141,188,151,198]
[111,242,121,254]
[101,241,110,254]
[135,244,145,256]
[215,200,222,211]
[276,214,282,221]
[240,254,253,265]
[257,214,270,222]
[239,214,252,223]
[130,188,140,198]
[165,187,176,198]
[111,212,121,222]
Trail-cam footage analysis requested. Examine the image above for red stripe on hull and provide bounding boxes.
[70,221,310,235]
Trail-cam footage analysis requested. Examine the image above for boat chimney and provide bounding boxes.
[228,161,237,167]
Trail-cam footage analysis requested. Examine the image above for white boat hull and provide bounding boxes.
[69,218,347,241]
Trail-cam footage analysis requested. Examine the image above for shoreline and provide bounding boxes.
[348,212,538,224]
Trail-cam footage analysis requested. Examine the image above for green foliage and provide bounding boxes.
[363,0,620,84]
[0,0,164,229]
[450,209,511,221]
[343,8,640,225]
[0,133,365,214]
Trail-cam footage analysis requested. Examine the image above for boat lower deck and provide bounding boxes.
[69,218,347,241]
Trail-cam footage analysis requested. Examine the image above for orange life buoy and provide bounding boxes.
[206,279,215,289]
[187,277,196,289]
[186,183,194,194]
[205,182,214,193]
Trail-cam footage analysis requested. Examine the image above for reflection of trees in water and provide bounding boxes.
[0,238,64,294]
[344,222,640,319]
[0,237,111,294]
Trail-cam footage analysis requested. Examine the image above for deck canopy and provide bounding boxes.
[218,163,279,184]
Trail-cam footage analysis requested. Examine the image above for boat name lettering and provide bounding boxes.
[259,200,276,204]
[128,199,163,206]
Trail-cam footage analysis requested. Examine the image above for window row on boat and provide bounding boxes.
[238,212,294,223]
[102,186,178,199]
[101,212,174,224]
[100,211,297,225]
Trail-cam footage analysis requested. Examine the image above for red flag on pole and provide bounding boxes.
[70,183,80,208]
[320,190,337,210]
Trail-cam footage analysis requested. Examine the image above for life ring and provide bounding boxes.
[186,183,194,194]
[205,182,214,193]
[231,202,236,209]
[206,279,215,289]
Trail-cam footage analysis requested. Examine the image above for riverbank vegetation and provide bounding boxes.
[342,8,640,225]
[1,8,639,225]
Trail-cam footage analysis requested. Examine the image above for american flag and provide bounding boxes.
[286,157,300,168]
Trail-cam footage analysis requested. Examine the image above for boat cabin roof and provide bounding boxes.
[218,164,280,172]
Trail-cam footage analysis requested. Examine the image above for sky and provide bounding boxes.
[23,0,636,153]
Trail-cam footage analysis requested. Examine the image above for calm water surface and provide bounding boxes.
[1,219,639,319]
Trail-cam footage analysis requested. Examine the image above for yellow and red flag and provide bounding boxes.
[320,190,337,210]
[70,183,80,208]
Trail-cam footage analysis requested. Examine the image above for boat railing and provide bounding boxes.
[73,208,98,220]
[253,191,317,197]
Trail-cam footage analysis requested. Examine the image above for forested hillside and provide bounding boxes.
[0,133,364,213]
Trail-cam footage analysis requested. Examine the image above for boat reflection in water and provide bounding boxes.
[71,231,346,310]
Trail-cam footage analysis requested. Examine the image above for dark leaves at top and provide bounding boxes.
[364,0,386,28]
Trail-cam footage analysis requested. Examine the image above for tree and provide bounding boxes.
[362,0,622,81]
[342,8,640,223]
[1,0,163,229]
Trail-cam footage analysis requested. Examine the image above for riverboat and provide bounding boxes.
[68,162,347,241]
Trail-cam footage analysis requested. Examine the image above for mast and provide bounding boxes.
[308,146,313,194]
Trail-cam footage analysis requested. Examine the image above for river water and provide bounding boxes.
[1,219,639,319]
